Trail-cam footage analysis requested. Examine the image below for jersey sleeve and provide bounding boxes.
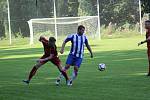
[41,38,49,46]
[42,38,48,43]
[64,34,73,43]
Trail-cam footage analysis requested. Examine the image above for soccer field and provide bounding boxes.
[0,36,150,100]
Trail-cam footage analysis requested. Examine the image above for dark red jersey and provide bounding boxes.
[41,38,58,57]
[49,46,58,57]
[146,29,150,48]
[41,38,49,55]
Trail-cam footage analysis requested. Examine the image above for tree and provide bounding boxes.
[0,0,141,38]
[9,0,54,37]
[78,0,97,16]
[141,0,150,19]
[0,0,7,38]
[99,0,139,28]
[56,0,79,17]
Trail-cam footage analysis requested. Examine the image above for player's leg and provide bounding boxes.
[148,60,150,76]
[55,54,73,85]
[57,64,70,82]
[23,55,48,84]
[50,57,70,83]
[29,63,44,81]
[57,64,70,78]
[55,64,71,85]
[57,64,71,77]
[69,57,83,85]
[69,66,79,85]
[23,62,43,84]
[147,49,150,76]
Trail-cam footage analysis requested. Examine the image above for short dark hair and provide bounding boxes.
[49,37,56,42]
[48,37,56,48]
[145,20,150,23]
[78,25,85,30]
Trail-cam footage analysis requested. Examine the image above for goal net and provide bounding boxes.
[28,16,100,45]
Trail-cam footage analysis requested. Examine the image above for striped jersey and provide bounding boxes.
[64,33,88,58]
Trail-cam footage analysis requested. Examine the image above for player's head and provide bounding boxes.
[145,20,150,29]
[39,36,45,42]
[77,25,85,36]
[48,37,56,47]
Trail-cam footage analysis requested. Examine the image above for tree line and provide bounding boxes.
[0,0,149,39]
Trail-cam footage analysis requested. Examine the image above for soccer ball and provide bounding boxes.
[98,63,106,71]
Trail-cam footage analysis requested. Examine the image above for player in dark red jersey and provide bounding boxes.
[23,36,70,84]
[138,20,150,76]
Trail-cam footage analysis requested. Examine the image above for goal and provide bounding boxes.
[28,16,100,45]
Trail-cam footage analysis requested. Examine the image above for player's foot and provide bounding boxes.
[147,73,150,76]
[23,80,30,84]
[67,80,73,86]
[55,79,61,86]
[66,80,70,85]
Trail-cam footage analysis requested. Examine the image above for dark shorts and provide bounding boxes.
[40,55,61,66]
[66,54,83,68]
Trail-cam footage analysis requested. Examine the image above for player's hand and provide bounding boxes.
[138,42,141,46]
[138,41,144,46]
[60,49,64,54]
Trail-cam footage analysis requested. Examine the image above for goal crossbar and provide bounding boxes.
[29,16,98,24]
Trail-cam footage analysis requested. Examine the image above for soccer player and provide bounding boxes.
[56,25,93,85]
[23,36,70,84]
[138,20,150,76]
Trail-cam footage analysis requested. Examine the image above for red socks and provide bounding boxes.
[28,66,37,81]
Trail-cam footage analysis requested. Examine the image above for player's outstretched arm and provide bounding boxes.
[138,36,150,46]
[138,41,145,46]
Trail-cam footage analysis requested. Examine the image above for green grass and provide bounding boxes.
[0,36,150,100]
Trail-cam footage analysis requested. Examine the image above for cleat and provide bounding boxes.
[67,80,72,86]
[23,80,30,84]
[69,80,73,86]
[55,79,61,86]
[147,73,150,76]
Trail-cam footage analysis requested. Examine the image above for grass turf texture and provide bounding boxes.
[0,36,150,100]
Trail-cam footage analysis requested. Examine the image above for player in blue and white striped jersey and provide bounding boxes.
[56,25,93,86]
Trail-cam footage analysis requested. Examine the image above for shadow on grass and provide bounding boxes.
[0,47,147,64]
[0,45,73,58]
[0,48,148,75]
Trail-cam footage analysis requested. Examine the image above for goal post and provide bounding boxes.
[28,16,100,45]
[27,20,33,45]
